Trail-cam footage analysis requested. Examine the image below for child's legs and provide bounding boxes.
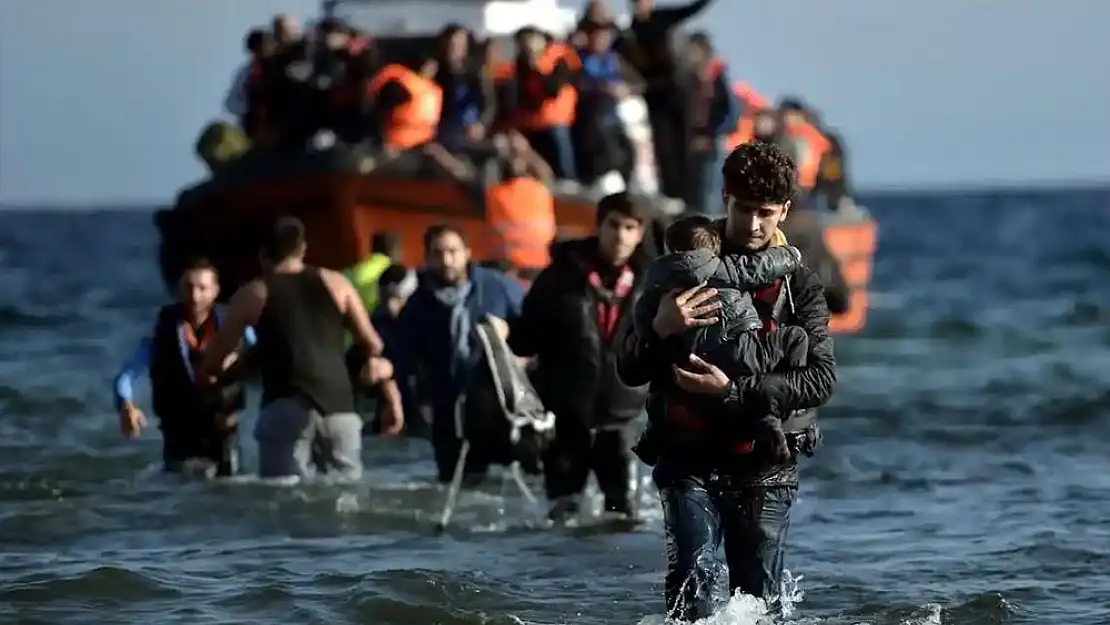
[731,327,809,376]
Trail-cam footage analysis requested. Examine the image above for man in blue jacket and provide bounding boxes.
[390,224,524,483]
[113,258,256,476]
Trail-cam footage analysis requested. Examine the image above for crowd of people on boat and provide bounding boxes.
[213,0,855,215]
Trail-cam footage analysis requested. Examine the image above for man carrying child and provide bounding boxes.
[616,141,837,621]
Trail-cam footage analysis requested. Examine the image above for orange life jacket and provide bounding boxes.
[723,82,769,151]
[486,176,557,270]
[516,45,578,131]
[368,64,443,151]
[783,119,831,191]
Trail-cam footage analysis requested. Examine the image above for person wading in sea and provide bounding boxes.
[113,257,255,477]
[200,217,401,480]
[389,224,524,485]
[508,192,651,522]
[616,142,836,621]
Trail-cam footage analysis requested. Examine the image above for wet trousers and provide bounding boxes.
[431,403,490,484]
[254,397,364,481]
[162,419,240,477]
[656,471,796,622]
[544,419,635,510]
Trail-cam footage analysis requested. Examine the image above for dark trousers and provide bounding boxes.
[645,93,690,200]
[431,403,490,484]
[543,419,635,509]
[573,94,626,185]
[687,143,723,216]
[162,423,240,477]
[657,471,796,622]
[523,126,578,181]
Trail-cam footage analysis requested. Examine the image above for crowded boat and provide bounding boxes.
[166,0,874,335]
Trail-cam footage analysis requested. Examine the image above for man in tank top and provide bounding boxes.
[199,217,402,480]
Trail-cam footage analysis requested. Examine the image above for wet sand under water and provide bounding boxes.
[1,187,1109,624]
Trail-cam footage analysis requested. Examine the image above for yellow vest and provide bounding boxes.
[345,253,393,314]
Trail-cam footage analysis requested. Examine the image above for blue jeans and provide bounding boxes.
[656,470,796,621]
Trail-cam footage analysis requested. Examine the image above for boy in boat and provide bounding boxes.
[632,214,807,460]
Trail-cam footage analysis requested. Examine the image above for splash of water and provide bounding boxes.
[636,568,806,625]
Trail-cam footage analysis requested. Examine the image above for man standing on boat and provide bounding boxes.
[616,0,717,205]
[113,258,254,477]
[616,142,836,620]
[509,192,651,521]
[199,217,401,480]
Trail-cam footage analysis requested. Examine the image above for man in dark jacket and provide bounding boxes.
[113,258,255,477]
[616,142,836,621]
[616,0,716,202]
[509,192,650,521]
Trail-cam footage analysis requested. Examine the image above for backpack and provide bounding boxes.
[460,319,556,475]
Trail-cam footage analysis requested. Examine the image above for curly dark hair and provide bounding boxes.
[721,141,796,204]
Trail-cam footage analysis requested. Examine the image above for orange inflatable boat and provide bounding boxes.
[156,145,877,335]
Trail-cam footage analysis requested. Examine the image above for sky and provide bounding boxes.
[1,0,1108,205]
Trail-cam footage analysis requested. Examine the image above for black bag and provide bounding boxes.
[460,319,556,475]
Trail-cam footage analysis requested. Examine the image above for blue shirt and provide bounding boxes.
[578,49,622,89]
[112,309,256,410]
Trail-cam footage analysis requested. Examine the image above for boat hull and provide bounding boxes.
[160,165,876,334]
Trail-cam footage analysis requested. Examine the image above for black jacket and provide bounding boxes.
[509,237,650,429]
[615,244,836,482]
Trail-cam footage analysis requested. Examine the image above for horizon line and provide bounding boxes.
[2,178,1108,210]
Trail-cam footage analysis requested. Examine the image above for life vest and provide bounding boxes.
[486,177,557,270]
[783,119,831,191]
[818,149,843,183]
[586,263,636,343]
[344,252,393,313]
[724,82,770,151]
[368,64,443,150]
[516,45,578,131]
[149,305,247,427]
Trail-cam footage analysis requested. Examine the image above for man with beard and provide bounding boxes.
[616,142,836,620]
[113,258,254,477]
[509,192,650,521]
[389,225,524,484]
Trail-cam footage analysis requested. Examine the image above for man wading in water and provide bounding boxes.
[113,257,254,477]
[616,142,836,620]
[200,217,402,480]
